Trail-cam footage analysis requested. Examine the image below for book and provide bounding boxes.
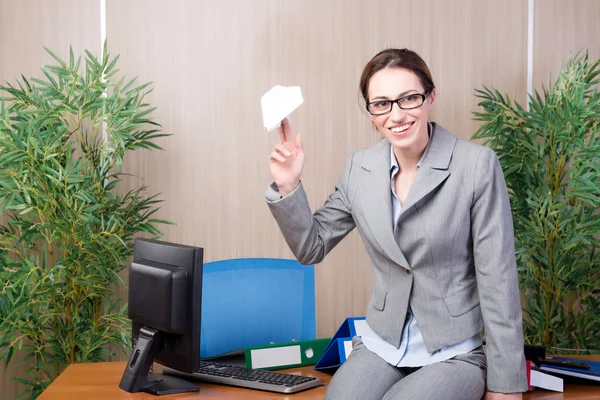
[539,357,600,383]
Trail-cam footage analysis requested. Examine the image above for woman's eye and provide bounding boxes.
[404,95,416,101]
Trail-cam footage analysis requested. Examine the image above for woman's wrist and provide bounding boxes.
[277,180,300,198]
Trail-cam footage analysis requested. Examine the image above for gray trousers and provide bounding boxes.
[324,338,486,400]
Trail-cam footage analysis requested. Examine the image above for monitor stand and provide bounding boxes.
[119,326,199,395]
[140,373,200,395]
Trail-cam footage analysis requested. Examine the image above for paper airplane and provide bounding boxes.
[261,85,304,131]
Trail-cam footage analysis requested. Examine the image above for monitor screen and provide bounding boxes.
[119,238,203,395]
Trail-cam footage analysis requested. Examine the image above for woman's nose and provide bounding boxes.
[389,102,406,121]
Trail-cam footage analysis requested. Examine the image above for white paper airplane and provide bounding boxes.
[261,85,304,131]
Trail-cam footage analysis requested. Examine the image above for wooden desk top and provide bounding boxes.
[38,362,330,400]
[38,359,600,400]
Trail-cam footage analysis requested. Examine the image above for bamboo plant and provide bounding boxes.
[0,43,168,399]
[472,51,600,352]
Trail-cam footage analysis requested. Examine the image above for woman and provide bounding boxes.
[265,49,527,400]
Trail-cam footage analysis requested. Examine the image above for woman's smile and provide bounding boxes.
[389,121,415,136]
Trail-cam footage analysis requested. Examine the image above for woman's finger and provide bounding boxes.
[295,133,304,152]
[277,125,286,144]
[281,118,294,141]
[269,151,286,163]
[274,143,291,157]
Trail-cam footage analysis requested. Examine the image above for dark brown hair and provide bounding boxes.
[359,48,435,103]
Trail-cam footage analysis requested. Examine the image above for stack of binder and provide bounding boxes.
[315,317,367,371]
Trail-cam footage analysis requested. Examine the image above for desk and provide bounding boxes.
[38,362,329,400]
[38,360,600,399]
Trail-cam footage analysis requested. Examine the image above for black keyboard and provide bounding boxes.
[162,360,325,394]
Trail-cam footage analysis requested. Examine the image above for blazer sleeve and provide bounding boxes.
[265,153,356,265]
[471,147,528,393]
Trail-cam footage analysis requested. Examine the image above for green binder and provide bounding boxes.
[244,338,331,370]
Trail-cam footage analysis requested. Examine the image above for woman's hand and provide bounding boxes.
[485,391,523,400]
[268,118,305,197]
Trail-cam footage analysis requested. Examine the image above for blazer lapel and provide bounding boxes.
[360,140,411,269]
[400,124,456,217]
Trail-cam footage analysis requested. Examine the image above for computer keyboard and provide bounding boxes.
[162,360,325,394]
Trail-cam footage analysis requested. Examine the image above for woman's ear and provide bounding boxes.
[428,89,437,105]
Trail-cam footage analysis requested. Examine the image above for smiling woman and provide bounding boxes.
[365,67,435,207]
[361,50,436,165]
[265,48,527,400]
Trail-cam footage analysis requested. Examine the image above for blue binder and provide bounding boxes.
[540,357,600,382]
[315,317,366,371]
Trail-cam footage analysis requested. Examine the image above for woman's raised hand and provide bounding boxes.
[268,118,305,197]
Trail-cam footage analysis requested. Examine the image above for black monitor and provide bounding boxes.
[119,238,203,395]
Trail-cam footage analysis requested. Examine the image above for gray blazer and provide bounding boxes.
[266,123,527,393]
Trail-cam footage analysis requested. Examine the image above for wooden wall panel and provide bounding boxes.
[533,0,600,91]
[0,0,100,82]
[106,0,528,341]
[0,1,100,398]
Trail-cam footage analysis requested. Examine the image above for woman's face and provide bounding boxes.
[367,67,436,153]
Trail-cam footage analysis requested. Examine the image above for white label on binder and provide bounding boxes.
[353,319,368,337]
[531,369,564,392]
[250,345,302,369]
[343,340,353,359]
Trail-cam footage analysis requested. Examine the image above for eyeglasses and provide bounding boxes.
[366,92,430,116]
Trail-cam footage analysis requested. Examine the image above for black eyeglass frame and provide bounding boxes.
[366,91,431,116]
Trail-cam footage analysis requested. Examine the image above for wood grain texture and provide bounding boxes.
[37,362,331,399]
[533,0,600,93]
[0,2,100,399]
[37,357,600,400]
[0,0,101,81]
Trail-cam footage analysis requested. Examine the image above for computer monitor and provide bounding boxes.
[119,238,203,395]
